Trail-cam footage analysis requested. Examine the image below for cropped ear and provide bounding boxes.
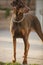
[23,6,31,13]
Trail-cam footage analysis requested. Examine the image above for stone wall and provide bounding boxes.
[0,0,12,9]
[0,10,12,30]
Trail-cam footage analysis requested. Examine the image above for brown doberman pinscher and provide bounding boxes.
[10,0,43,64]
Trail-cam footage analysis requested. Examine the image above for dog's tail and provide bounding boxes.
[32,16,43,42]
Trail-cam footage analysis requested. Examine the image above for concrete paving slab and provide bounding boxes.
[0,30,43,64]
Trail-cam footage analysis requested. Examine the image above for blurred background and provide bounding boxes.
[0,0,43,64]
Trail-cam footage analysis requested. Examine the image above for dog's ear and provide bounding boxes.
[23,6,31,13]
[11,0,25,8]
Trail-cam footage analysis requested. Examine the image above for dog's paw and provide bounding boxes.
[23,60,27,65]
[12,59,16,63]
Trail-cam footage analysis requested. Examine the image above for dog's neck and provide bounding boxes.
[12,12,25,23]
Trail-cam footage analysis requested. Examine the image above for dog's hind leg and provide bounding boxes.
[33,17,43,41]
[12,37,16,62]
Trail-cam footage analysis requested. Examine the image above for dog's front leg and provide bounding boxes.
[23,36,30,64]
[12,37,16,63]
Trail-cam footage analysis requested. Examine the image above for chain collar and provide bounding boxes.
[12,14,25,23]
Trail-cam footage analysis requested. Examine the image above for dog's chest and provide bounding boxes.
[13,22,25,38]
[14,22,23,30]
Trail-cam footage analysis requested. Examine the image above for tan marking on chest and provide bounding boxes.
[21,29,25,36]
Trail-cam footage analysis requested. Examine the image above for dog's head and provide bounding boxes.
[11,0,25,8]
[11,0,30,14]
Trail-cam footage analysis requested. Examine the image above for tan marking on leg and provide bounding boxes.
[12,38,16,63]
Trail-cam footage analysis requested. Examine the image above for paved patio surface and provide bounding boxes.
[0,30,43,65]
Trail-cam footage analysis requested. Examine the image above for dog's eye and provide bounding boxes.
[18,2,25,8]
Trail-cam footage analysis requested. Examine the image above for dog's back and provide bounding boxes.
[26,13,43,41]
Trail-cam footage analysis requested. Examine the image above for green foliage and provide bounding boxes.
[0,5,10,18]
[5,8,10,18]
[0,5,10,10]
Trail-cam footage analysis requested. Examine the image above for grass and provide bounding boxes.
[0,62,39,65]
[0,62,20,65]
